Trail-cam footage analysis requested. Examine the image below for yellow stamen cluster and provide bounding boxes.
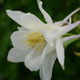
[27,32,46,50]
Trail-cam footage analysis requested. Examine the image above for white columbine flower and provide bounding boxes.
[7,0,80,80]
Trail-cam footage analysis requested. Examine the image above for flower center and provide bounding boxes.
[27,32,46,50]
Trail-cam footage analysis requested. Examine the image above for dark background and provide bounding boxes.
[0,0,80,80]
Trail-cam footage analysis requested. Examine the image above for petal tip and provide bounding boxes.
[77,7,80,10]
[37,0,43,6]
[6,10,11,14]
[6,10,12,13]
[7,54,13,62]
[61,64,65,70]
[7,58,12,62]
[63,66,65,70]
[24,60,33,71]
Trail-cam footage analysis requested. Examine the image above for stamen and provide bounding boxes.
[27,32,46,50]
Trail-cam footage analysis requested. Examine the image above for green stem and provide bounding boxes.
[63,33,74,37]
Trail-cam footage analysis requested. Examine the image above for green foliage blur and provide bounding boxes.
[0,0,80,80]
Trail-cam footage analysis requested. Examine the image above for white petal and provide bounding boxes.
[62,34,80,43]
[17,27,28,31]
[6,10,25,25]
[8,48,28,62]
[25,44,45,71]
[56,38,65,69]
[60,21,80,35]
[63,8,80,21]
[11,31,33,51]
[20,13,45,31]
[42,27,61,46]
[37,0,53,24]
[42,29,53,46]
[41,44,55,63]
[40,51,57,80]
[53,21,68,27]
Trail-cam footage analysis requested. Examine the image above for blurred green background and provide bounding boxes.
[0,0,80,80]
